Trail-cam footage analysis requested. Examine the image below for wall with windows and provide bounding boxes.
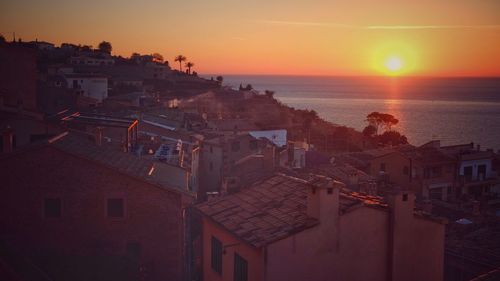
[459,159,493,181]
[0,146,187,281]
[369,152,412,189]
[201,218,262,281]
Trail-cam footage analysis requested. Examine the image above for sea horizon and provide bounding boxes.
[209,74,500,150]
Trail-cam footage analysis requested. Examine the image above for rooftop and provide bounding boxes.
[49,131,193,196]
[196,174,388,248]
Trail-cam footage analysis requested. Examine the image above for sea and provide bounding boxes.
[215,75,500,150]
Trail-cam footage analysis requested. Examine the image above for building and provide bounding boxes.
[369,146,456,201]
[195,174,445,281]
[0,43,38,111]
[70,55,115,66]
[64,74,108,103]
[0,131,194,281]
[198,133,275,198]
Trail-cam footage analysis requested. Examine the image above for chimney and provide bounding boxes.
[306,176,343,252]
[2,126,14,153]
[94,127,103,146]
[348,171,359,186]
[387,190,416,281]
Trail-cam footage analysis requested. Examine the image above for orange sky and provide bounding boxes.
[1,0,500,76]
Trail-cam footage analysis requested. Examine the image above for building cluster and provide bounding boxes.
[1,39,499,281]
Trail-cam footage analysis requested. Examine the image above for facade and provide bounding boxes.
[70,55,115,66]
[457,151,498,198]
[198,133,275,197]
[0,132,194,281]
[0,44,38,111]
[369,147,456,201]
[196,174,445,281]
[64,74,108,102]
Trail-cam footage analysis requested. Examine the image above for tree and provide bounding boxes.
[185,62,194,74]
[216,76,224,85]
[98,41,112,54]
[365,112,399,135]
[378,131,408,146]
[264,90,275,98]
[174,55,187,71]
[0,34,5,43]
[362,125,377,137]
[152,53,164,63]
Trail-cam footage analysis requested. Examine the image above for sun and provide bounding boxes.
[385,56,403,73]
[371,41,418,76]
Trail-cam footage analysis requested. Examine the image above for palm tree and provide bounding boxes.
[185,62,194,74]
[174,55,187,72]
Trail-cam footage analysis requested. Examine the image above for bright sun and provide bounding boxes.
[385,56,403,73]
[372,41,418,76]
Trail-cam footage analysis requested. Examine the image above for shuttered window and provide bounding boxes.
[234,253,248,281]
[211,236,222,274]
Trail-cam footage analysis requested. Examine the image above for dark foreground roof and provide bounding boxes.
[196,174,388,248]
[49,132,194,196]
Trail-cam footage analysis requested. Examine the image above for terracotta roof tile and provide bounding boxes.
[196,174,389,247]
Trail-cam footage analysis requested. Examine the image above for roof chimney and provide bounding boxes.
[306,176,343,251]
[2,126,14,153]
[387,190,416,281]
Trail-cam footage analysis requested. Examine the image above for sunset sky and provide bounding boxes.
[1,0,500,76]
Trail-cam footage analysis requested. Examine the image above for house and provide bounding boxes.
[195,174,445,281]
[70,55,115,66]
[139,119,203,193]
[305,162,378,195]
[0,131,194,281]
[369,146,457,201]
[457,150,498,199]
[30,40,55,50]
[0,43,38,111]
[64,74,108,103]
[198,133,275,198]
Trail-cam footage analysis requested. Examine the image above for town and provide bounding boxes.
[1,38,500,281]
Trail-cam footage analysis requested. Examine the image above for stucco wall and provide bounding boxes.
[202,218,263,281]
[266,207,389,281]
[0,146,187,281]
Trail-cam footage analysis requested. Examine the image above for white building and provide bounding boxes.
[65,74,108,102]
[70,55,115,66]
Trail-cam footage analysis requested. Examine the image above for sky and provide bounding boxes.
[1,0,500,76]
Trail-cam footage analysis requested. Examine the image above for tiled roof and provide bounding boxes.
[196,174,388,248]
[50,132,193,196]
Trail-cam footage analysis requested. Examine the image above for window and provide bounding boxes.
[211,237,222,275]
[380,163,386,172]
[463,166,473,181]
[234,253,248,281]
[402,194,408,201]
[107,198,124,217]
[327,188,333,194]
[231,141,240,152]
[44,198,61,218]
[403,166,409,175]
[209,162,213,171]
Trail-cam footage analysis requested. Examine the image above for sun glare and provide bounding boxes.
[372,41,418,76]
[385,56,403,73]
